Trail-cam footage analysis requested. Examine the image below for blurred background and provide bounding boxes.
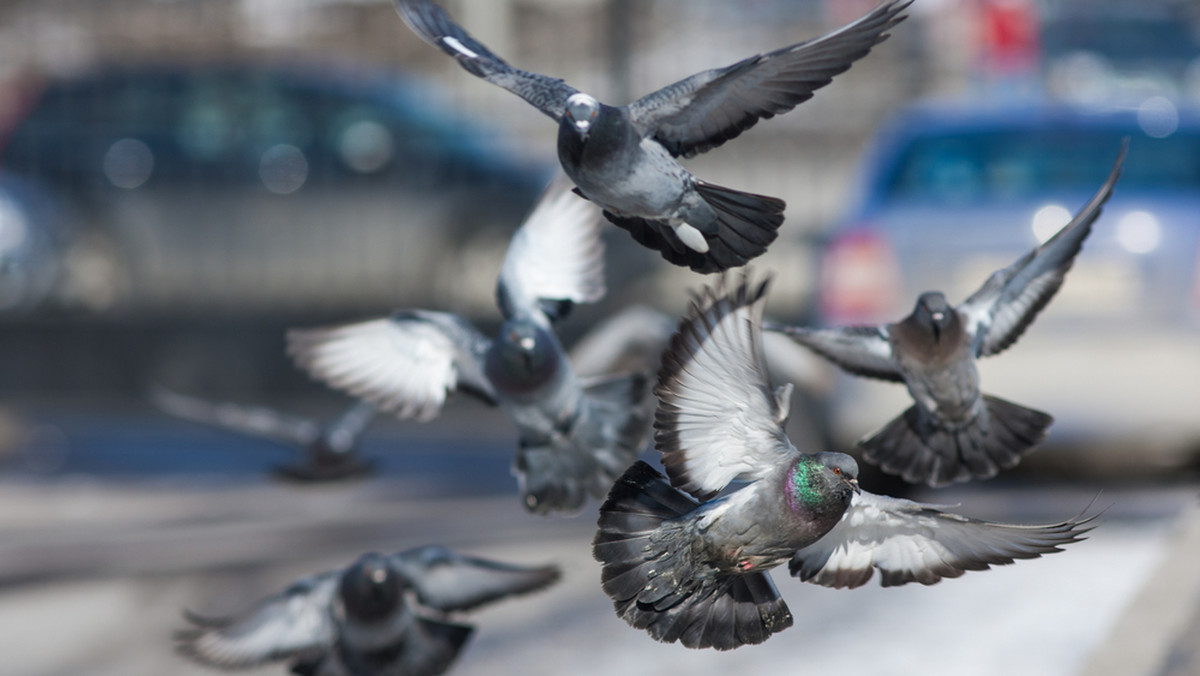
[0,0,1198,674]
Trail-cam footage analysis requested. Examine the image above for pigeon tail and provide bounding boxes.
[603,182,783,273]
[296,617,471,676]
[513,372,650,515]
[593,461,793,650]
[859,396,1053,487]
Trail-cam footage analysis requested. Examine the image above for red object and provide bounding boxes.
[977,0,1040,75]
[818,228,901,325]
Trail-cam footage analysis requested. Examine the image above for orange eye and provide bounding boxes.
[833,468,842,475]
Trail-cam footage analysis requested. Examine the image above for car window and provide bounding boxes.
[885,129,1200,203]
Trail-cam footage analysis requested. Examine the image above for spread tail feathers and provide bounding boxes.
[515,373,650,515]
[593,461,793,650]
[604,182,783,274]
[860,395,1053,487]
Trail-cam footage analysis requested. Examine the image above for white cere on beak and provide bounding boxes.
[441,36,479,59]
[674,223,710,253]
[565,93,599,134]
[931,311,945,322]
[519,336,536,351]
[370,567,388,584]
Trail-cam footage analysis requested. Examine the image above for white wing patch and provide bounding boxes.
[287,317,464,422]
[441,36,479,59]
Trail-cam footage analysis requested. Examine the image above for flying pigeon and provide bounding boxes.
[766,143,1127,486]
[152,389,378,482]
[394,0,909,273]
[177,545,560,676]
[287,175,651,514]
[593,271,1096,650]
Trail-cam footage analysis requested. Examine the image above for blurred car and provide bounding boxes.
[0,62,549,316]
[0,170,69,312]
[812,100,1200,475]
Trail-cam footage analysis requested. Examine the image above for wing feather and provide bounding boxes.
[627,1,909,158]
[789,491,1096,588]
[287,310,497,422]
[393,0,578,120]
[176,574,339,669]
[763,323,902,382]
[390,545,560,613]
[960,141,1127,357]
[655,271,799,500]
[498,173,606,323]
[151,388,319,446]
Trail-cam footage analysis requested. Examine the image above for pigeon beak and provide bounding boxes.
[573,118,591,135]
[519,335,536,352]
[931,311,945,323]
[848,478,861,494]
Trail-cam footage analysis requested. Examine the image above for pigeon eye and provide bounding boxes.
[833,468,842,475]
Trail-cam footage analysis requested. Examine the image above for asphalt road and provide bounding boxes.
[0,407,1197,676]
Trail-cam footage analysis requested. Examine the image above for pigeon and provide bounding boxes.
[152,388,378,482]
[593,271,1096,650]
[176,545,560,676]
[394,0,909,273]
[287,175,651,514]
[766,143,1127,487]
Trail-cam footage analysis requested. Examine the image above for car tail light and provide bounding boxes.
[818,228,901,325]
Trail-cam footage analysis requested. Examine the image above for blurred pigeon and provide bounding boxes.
[593,271,1096,650]
[152,388,377,482]
[767,143,1127,486]
[288,175,651,514]
[177,545,560,676]
[394,0,909,273]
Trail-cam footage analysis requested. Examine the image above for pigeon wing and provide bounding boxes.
[655,271,800,500]
[497,173,607,324]
[626,0,909,158]
[151,388,320,446]
[391,545,561,613]
[960,141,1126,358]
[788,491,1096,589]
[176,573,339,670]
[763,322,903,382]
[324,400,378,448]
[393,0,579,120]
[287,310,498,422]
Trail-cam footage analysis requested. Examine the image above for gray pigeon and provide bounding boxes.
[176,545,560,676]
[287,175,650,514]
[152,389,378,482]
[593,271,1096,650]
[394,0,909,273]
[766,144,1127,487]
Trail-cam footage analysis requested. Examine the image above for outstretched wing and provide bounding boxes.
[151,388,320,446]
[626,1,909,158]
[655,271,799,500]
[960,141,1127,357]
[763,322,903,382]
[391,545,560,613]
[176,573,339,670]
[789,491,1096,589]
[394,0,579,120]
[324,400,378,449]
[287,310,498,422]
[497,173,606,324]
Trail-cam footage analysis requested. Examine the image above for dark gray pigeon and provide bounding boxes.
[394,0,909,273]
[176,545,560,676]
[152,389,378,482]
[287,175,651,514]
[766,144,1127,487]
[593,271,1096,650]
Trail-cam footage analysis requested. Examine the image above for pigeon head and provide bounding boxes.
[339,553,405,623]
[486,318,560,392]
[785,452,859,518]
[564,93,600,136]
[913,291,953,342]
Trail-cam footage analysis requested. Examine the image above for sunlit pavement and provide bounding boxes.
[0,474,1194,676]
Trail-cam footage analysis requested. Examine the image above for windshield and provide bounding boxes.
[884,129,1200,203]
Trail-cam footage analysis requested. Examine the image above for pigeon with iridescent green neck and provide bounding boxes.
[593,271,1097,650]
[394,0,909,273]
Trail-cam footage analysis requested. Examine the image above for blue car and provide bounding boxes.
[813,100,1200,474]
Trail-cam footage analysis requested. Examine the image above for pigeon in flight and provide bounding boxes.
[394,0,909,273]
[767,143,1127,486]
[288,175,651,514]
[177,545,560,676]
[593,271,1096,650]
[152,388,378,482]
